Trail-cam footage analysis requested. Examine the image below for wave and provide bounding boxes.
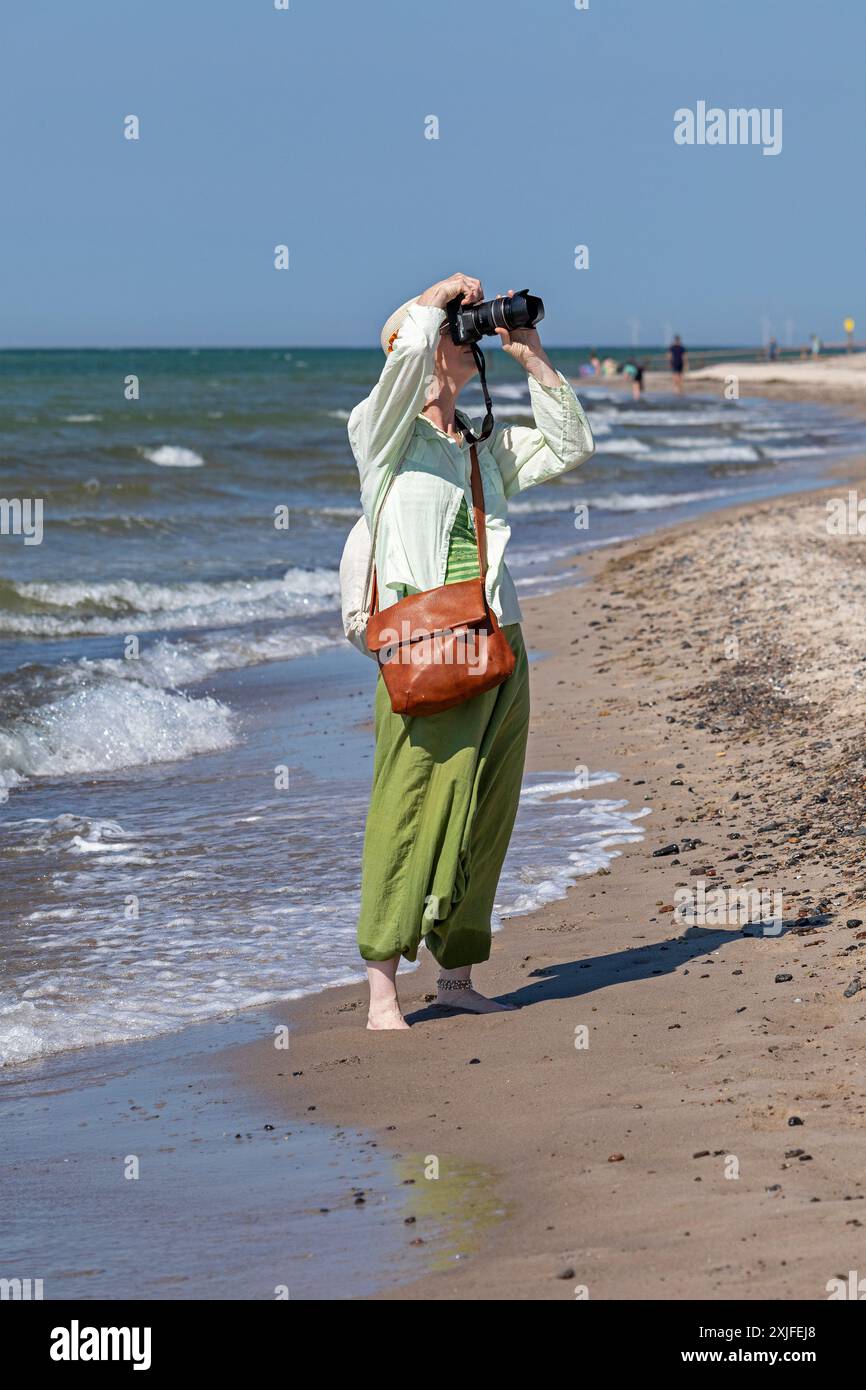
[0,679,235,786]
[600,487,731,511]
[595,437,652,455]
[645,444,760,464]
[617,409,744,427]
[0,568,342,636]
[141,445,205,467]
[63,413,102,423]
[509,487,734,518]
[83,629,339,688]
[0,624,339,800]
[763,443,828,459]
[657,434,743,447]
[497,772,650,917]
[316,504,364,520]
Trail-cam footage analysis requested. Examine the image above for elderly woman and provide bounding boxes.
[349,272,594,1029]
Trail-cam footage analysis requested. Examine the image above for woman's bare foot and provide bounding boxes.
[365,956,410,1030]
[435,968,517,1013]
[366,999,410,1030]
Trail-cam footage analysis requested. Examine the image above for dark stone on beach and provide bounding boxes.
[847,919,863,928]
[607,1153,625,1162]
[404,1216,416,1225]
[693,1150,710,1159]
[409,1238,425,1246]
[653,843,679,857]
[785,1149,805,1158]
[775,973,793,983]
[759,822,783,832]
[788,1116,804,1127]
[264,1124,274,1131]
[468,1057,481,1064]
[557,1267,576,1280]
[843,977,863,998]
[354,1195,366,1205]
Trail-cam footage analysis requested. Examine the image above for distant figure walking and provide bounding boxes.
[767,337,778,362]
[669,335,687,393]
[810,333,822,358]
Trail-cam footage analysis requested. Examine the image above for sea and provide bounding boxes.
[2,346,864,1068]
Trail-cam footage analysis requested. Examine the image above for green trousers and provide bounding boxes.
[357,624,530,968]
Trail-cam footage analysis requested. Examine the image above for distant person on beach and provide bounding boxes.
[347,273,595,1029]
[619,359,645,401]
[767,337,778,362]
[811,333,822,358]
[669,335,687,392]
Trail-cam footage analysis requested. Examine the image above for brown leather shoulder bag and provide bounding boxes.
[364,444,516,716]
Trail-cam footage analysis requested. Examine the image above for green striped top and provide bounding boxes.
[444,497,481,583]
[392,496,480,598]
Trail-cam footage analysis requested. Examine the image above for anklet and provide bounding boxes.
[437,978,472,991]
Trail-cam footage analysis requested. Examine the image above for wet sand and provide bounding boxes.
[232,442,866,1301]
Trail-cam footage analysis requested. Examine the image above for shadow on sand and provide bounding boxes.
[407,917,828,1022]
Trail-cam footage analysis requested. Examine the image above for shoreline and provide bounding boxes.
[590,356,866,418]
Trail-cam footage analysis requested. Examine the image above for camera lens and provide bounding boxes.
[503,292,544,331]
[446,289,544,345]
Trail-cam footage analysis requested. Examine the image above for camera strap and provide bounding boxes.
[460,343,495,445]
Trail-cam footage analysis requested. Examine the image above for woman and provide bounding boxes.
[349,272,595,1029]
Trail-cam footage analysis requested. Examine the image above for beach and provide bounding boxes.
[228,434,866,1300]
[4,355,866,1300]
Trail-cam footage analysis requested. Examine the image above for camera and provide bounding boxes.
[446,288,545,346]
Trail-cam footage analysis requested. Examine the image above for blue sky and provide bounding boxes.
[2,0,862,347]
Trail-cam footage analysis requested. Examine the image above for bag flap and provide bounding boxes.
[366,579,488,653]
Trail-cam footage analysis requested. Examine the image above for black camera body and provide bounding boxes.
[446,288,545,346]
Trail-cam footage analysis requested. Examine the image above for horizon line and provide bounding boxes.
[0,341,764,353]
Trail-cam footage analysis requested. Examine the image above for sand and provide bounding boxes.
[637,351,866,412]
[231,430,866,1301]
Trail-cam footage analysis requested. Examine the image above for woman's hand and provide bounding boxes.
[417,272,484,310]
[495,290,560,386]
